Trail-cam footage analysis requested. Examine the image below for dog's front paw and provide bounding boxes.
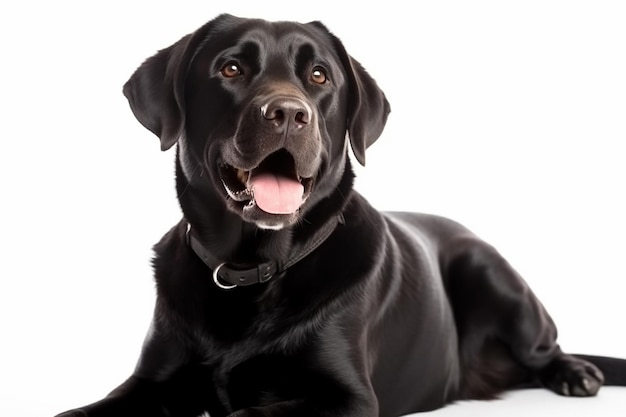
[540,355,605,397]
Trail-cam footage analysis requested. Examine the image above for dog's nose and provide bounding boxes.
[261,98,311,134]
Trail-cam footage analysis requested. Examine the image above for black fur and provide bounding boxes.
[56,14,626,417]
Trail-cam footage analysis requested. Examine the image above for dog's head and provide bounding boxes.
[123,14,389,230]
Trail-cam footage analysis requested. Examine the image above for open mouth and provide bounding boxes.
[219,149,314,215]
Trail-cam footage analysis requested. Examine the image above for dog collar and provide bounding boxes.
[186,214,344,290]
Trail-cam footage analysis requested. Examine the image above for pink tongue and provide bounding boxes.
[250,173,304,214]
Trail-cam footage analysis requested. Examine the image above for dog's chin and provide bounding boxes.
[239,202,299,230]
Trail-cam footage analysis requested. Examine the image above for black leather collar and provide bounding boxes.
[186,214,343,290]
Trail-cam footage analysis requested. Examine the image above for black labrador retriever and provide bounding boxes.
[56,14,626,417]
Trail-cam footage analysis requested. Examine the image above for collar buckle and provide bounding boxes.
[212,261,278,290]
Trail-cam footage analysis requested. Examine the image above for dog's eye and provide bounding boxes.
[310,67,327,84]
[221,62,242,78]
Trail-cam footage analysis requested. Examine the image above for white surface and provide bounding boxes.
[1,1,625,416]
[423,388,626,416]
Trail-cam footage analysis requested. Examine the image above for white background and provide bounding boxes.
[1,1,625,416]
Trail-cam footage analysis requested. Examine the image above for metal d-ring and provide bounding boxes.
[213,263,237,290]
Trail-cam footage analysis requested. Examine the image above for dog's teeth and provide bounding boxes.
[236,169,249,184]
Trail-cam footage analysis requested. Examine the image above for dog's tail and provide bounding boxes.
[575,354,626,386]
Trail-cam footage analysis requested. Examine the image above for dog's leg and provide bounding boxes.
[54,365,217,417]
[226,397,376,417]
[54,376,165,417]
[444,236,604,398]
[222,325,379,417]
[222,372,377,416]
[55,324,216,417]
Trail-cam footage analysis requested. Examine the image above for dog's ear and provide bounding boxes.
[344,57,391,166]
[312,22,391,166]
[123,14,235,151]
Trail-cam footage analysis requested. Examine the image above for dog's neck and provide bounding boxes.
[173,154,355,267]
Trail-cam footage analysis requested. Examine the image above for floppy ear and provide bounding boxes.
[346,57,391,165]
[312,23,391,165]
[122,14,236,151]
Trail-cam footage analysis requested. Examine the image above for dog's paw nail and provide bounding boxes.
[582,378,590,391]
[591,368,605,383]
[561,381,570,396]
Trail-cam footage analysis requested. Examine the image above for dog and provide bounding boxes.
[56,14,626,417]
